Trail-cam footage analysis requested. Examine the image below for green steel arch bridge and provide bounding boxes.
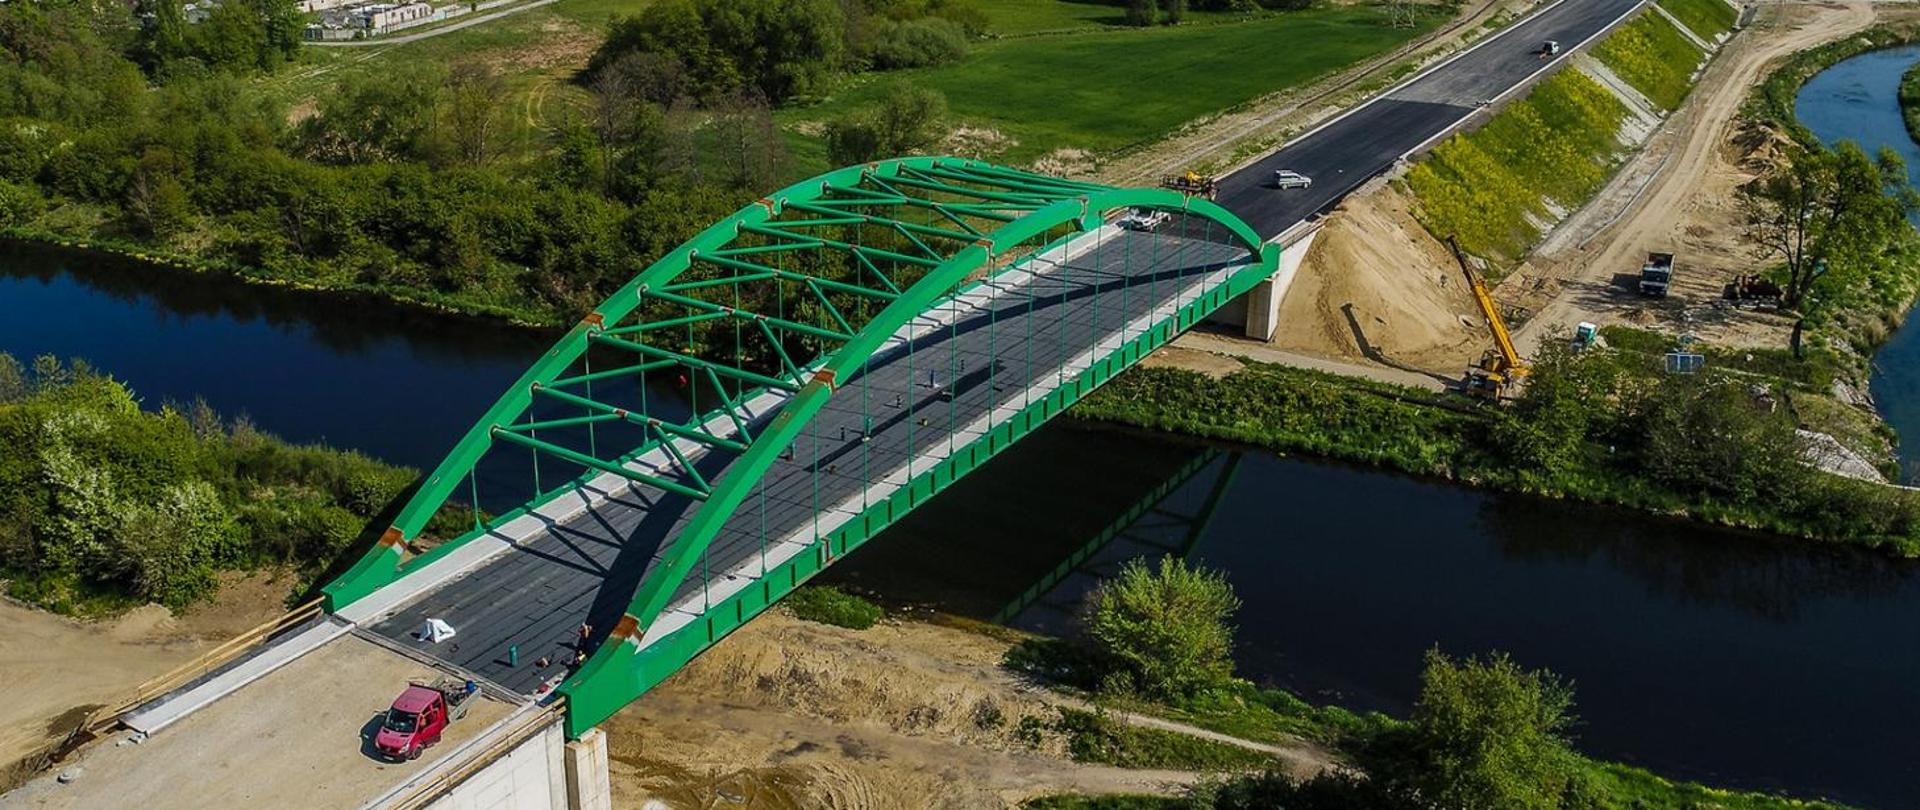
[319,157,1278,738]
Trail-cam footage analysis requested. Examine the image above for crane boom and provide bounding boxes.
[1448,236,1528,384]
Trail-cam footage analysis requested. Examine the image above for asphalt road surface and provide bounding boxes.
[1220,0,1648,237]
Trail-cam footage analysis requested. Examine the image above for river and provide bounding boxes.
[1,62,1917,805]
[1797,43,1920,481]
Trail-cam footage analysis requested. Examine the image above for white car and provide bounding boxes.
[1116,208,1171,230]
[1272,170,1312,190]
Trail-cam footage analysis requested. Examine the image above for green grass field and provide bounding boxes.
[1656,0,1737,42]
[970,0,1252,37]
[1593,9,1705,110]
[785,4,1443,164]
[271,1,1444,175]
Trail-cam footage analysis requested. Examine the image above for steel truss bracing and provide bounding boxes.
[322,156,1277,736]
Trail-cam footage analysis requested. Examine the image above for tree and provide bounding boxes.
[824,82,947,166]
[1125,0,1161,26]
[1638,377,1806,504]
[444,64,505,166]
[1404,650,1585,810]
[590,0,848,104]
[126,147,194,237]
[1491,338,1623,480]
[1163,0,1187,24]
[1083,556,1240,700]
[298,71,445,164]
[1740,140,1915,355]
[708,91,785,190]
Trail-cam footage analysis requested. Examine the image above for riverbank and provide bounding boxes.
[1074,355,1920,555]
[607,594,1853,809]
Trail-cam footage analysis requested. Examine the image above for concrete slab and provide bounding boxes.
[2,635,515,810]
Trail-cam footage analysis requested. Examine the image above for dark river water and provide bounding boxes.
[2,53,1919,805]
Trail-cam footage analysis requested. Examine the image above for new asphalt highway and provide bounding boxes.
[1220,0,1650,237]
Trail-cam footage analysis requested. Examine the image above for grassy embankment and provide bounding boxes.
[1408,7,1710,266]
[1657,0,1739,43]
[1750,24,1920,388]
[1070,354,1920,553]
[1904,60,1920,147]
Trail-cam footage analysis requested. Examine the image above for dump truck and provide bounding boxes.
[1638,252,1674,297]
[372,678,478,761]
[1160,171,1219,200]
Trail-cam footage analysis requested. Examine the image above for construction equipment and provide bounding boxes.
[1638,252,1675,297]
[1572,321,1599,351]
[1160,171,1219,200]
[1725,273,1783,308]
[1449,236,1529,400]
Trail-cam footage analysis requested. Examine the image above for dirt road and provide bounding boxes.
[1508,1,1878,355]
[0,573,292,768]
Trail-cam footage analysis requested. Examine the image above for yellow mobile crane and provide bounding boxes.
[1449,236,1529,400]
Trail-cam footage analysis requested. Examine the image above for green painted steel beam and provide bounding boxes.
[548,360,675,389]
[688,253,900,302]
[590,333,803,393]
[532,385,750,453]
[638,288,853,344]
[490,427,711,502]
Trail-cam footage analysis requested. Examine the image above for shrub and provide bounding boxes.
[1083,556,1240,701]
[0,354,414,612]
[1398,650,1586,810]
[785,584,884,629]
[1054,707,1271,770]
[864,17,968,70]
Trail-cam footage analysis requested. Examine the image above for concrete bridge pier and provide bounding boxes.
[562,729,612,810]
[403,713,611,810]
[1206,222,1320,342]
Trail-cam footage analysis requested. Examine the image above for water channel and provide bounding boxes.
[4,49,1920,805]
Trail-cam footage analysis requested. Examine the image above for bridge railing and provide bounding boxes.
[87,597,328,734]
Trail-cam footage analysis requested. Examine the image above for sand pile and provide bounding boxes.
[1274,184,1485,373]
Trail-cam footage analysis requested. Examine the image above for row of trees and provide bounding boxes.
[1494,338,1920,544]
[1122,0,1313,27]
[587,0,980,106]
[0,3,796,320]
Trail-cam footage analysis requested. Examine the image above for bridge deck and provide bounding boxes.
[0,634,515,810]
[368,226,1252,694]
